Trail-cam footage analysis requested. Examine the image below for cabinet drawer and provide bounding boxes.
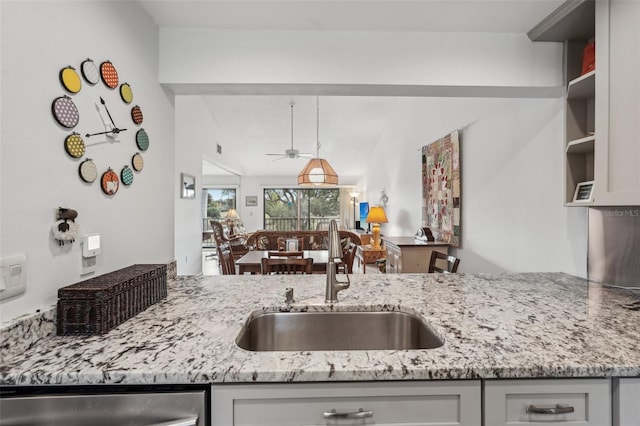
[485,378,611,426]
[212,380,480,426]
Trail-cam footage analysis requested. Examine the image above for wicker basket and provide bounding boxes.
[57,264,167,335]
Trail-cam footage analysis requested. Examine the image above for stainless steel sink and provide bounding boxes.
[236,311,444,351]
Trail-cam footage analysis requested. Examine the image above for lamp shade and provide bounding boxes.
[225,208,240,220]
[366,206,388,224]
[297,158,338,186]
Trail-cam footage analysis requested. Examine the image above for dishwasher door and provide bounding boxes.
[0,390,206,426]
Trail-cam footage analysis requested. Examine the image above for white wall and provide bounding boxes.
[174,96,225,276]
[0,1,175,323]
[363,97,587,276]
[159,29,562,89]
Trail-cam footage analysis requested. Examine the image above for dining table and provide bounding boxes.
[235,250,332,274]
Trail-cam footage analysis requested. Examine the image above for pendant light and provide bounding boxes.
[298,96,338,186]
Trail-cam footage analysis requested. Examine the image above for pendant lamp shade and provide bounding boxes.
[298,158,338,185]
[298,96,338,186]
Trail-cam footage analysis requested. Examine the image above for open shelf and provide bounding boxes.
[566,135,595,154]
[567,70,595,100]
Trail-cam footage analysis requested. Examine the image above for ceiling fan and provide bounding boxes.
[266,103,315,160]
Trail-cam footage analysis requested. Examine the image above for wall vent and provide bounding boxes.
[216,144,222,154]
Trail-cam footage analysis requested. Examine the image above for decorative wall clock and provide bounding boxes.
[51,58,149,196]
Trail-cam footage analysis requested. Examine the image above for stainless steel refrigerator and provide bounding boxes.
[588,207,640,287]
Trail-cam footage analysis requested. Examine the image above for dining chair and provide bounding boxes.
[267,250,304,258]
[261,257,314,275]
[428,251,460,273]
[217,242,236,275]
[337,242,357,274]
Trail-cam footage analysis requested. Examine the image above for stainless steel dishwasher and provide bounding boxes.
[0,385,208,426]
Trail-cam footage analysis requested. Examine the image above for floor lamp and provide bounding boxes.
[350,191,359,229]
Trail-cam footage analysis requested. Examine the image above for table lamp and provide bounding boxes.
[366,206,388,250]
[225,208,240,236]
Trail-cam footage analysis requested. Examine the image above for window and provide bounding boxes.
[263,188,340,231]
[203,188,236,231]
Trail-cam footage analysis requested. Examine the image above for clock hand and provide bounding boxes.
[100,96,117,128]
[85,128,127,138]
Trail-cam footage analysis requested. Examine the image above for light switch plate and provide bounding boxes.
[0,253,27,301]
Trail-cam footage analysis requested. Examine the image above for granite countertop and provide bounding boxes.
[1,272,639,385]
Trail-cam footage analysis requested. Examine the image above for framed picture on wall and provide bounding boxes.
[181,173,195,199]
[573,180,594,203]
[245,195,258,206]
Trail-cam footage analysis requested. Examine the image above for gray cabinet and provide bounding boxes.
[211,378,640,426]
[530,0,596,206]
[531,0,640,206]
[485,378,611,426]
[614,378,640,426]
[594,0,640,205]
[211,381,481,426]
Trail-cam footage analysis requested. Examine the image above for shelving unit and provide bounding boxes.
[528,0,596,206]
[565,66,595,205]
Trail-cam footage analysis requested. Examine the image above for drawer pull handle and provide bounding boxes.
[323,408,373,419]
[527,404,575,415]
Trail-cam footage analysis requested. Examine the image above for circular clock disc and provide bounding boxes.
[131,105,143,124]
[132,153,144,171]
[136,129,149,151]
[60,66,81,93]
[120,83,133,104]
[52,96,79,128]
[121,165,134,185]
[101,169,119,195]
[64,133,85,158]
[100,61,119,89]
[80,59,100,85]
[79,159,97,183]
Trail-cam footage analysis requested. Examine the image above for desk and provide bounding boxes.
[383,236,449,273]
[355,245,386,273]
[236,250,330,274]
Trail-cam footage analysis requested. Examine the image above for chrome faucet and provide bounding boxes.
[325,220,350,303]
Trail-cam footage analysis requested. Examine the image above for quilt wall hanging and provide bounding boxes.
[422,130,461,247]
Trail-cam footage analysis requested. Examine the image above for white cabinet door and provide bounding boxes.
[614,378,640,426]
[594,0,640,205]
[385,244,401,274]
[485,378,611,426]
[211,380,481,426]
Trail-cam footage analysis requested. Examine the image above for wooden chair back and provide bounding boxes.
[267,250,304,258]
[261,257,314,275]
[217,242,236,275]
[210,220,228,246]
[338,242,357,274]
[428,251,460,273]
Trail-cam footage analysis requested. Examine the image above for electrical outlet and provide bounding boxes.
[0,254,27,301]
[81,256,97,277]
[185,256,189,263]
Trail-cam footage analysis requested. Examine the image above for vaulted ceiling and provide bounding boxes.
[137,0,565,177]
